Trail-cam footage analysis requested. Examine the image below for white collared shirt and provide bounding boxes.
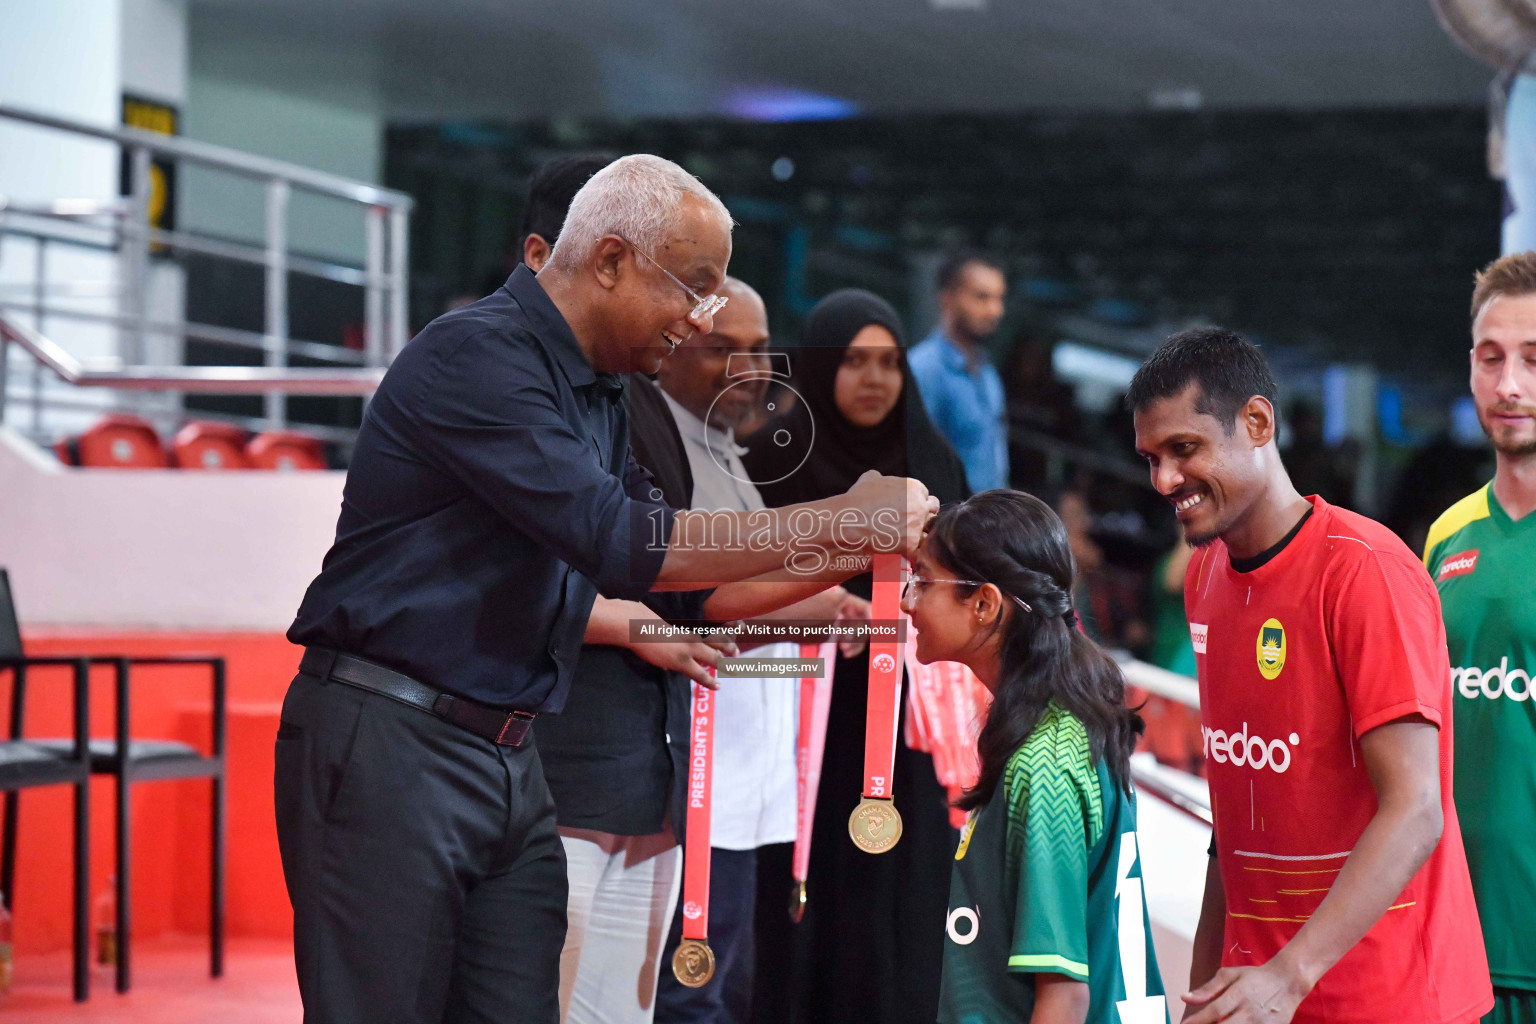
[660,386,799,850]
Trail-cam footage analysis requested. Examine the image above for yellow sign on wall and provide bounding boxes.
[120,94,179,236]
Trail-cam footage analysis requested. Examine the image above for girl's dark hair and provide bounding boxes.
[924,489,1144,809]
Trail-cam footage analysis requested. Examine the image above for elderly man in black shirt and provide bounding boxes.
[277,154,934,1024]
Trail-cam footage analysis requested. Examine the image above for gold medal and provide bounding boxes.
[671,939,716,987]
[848,797,903,854]
[788,880,807,923]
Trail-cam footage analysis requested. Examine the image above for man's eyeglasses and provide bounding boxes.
[901,572,1033,613]
[613,235,729,325]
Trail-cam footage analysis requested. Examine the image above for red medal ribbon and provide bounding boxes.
[680,673,715,942]
[902,637,991,829]
[793,641,836,890]
[863,553,904,800]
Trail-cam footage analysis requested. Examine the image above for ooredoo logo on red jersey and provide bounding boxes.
[1189,623,1208,654]
[1437,549,1479,582]
[1201,721,1300,774]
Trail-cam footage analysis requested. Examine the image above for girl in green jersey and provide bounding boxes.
[903,490,1164,1024]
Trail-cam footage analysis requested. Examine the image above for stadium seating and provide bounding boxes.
[54,414,167,469]
[53,416,328,472]
[171,421,250,471]
[245,431,327,471]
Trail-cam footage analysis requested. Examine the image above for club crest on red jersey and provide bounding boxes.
[1436,549,1479,582]
[1256,618,1286,680]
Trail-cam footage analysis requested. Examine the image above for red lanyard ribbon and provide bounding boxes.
[848,553,905,854]
[791,640,835,922]
[672,673,716,987]
[902,636,991,829]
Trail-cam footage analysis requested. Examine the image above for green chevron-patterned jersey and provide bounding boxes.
[938,704,1168,1024]
[1426,484,1536,990]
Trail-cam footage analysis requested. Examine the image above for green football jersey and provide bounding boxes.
[1426,484,1536,991]
[938,704,1168,1024]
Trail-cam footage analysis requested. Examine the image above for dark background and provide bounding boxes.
[388,106,1500,387]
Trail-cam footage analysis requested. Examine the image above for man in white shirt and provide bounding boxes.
[653,279,863,1022]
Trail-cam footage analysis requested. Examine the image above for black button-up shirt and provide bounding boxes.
[289,266,675,711]
[539,375,703,841]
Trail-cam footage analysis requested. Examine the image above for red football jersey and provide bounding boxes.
[1185,497,1491,1024]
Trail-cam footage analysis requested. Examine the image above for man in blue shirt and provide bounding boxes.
[908,250,1009,492]
[278,155,936,1024]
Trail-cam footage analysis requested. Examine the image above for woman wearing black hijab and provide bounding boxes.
[743,290,968,1024]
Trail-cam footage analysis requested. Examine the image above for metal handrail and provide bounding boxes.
[1130,752,1212,825]
[0,311,381,396]
[0,302,368,365]
[0,104,411,208]
[1118,654,1210,823]
[1008,422,1154,490]
[0,102,411,434]
[5,389,367,445]
[1119,653,1201,709]
[0,202,380,288]
[0,198,128,218]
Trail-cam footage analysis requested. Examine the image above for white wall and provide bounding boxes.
[180,75,382,265]
[0,0,121,203]
[0,0,189,438]
[0,0,123,398]
[119,0,190,424]
[0,427,341,630]
[120,0,188,107]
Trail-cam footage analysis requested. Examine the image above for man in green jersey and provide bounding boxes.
[939,705,1167,1024]
[1426,251,1536,1024]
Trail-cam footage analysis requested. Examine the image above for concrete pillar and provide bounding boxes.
[0,0,188,439]
[1504,74,1536,255]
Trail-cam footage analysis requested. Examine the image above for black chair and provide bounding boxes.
[0,569,225,994]
[0,588,91,1001]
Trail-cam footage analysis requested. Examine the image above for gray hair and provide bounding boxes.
[546,154,733,273]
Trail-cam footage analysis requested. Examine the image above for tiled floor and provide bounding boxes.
[1,936,299,1023]
[1,927,1191,1020]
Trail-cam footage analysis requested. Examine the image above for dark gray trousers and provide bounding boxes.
[275,672,567,1024]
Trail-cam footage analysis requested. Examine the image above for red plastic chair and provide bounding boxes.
[171,421,250,470]
[245,431,326,471]
[54,414,167,469]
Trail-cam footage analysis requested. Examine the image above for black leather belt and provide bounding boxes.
[299,648,535,748]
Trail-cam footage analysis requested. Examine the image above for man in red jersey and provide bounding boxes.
[1129,327,1491,1024]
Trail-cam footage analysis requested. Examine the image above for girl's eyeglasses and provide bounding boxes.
[901,573,1032,613]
